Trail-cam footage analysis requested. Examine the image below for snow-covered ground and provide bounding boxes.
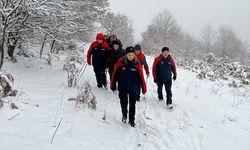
[0,54,249,150]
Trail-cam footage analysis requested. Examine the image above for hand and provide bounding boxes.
[173,75,176,81]
[153,79,157,83]
[87,61,91,65]
[146,73,150,78]
[111,85,116,91]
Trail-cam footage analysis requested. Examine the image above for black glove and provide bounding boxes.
[153,79,157,83]
[173,75,176,81]
[111,85,116,91]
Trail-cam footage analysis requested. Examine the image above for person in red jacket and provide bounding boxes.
[87,33,109,88]
[152,47,177,109]
[134,44,149,101]
[110,46,147,127]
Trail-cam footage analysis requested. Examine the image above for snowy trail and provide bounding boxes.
[0,55,249,150]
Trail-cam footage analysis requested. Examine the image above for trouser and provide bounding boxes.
[136,87,141,101]
[157,80,172,104]
[93,65,107,87]
[119,92,137,123]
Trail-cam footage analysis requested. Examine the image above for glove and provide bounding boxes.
[146,72,150,78]
[142,90,146,95]
[111,85,116,91]
[153,79,157,83]
[173,75,176,81]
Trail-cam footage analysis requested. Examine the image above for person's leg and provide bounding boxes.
[93,66,102,88]
[128,92,137,125]
[157,82,164,100]
[136,87,141,101]
[108,68,113,81]
[100,66,107,87]
[165,80,172,105]
[119,92,128,119]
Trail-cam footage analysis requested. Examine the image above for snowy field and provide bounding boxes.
[0,54,249,150]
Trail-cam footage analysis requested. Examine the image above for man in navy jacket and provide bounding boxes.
[87,33,109,88]
[152,47,177,109]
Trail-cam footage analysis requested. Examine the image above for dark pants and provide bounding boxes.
[119,92,137,123]
[157,80,172,104]
[93,65,107,87]
[108,68,113,81]
[136,87,141,101]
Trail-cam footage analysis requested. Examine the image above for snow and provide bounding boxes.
[0,54,249,150]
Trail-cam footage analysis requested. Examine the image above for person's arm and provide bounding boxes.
[170,56,177,80]
[87,42,94,65]
[142,57,150,76]
[110,59,123,91]
[152,56,160,82]
[137,63,147,94]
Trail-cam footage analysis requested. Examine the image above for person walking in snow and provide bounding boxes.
[87,33,109,89]
[107,34,123,48]
[152,47,177,109]
[134,44,150,101]
[110,46,147,127]
[108,40,125,80]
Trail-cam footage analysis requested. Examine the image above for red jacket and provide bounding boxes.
[110,57,147,93]
[136,52,150,75]
[87,41,109,65]
[152,54,177,82]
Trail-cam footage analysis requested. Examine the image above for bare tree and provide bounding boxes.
[141,9,182,55]
[199,24,216,53]
[100,12,134,47]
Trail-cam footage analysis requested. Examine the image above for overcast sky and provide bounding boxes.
[108,0,250,43]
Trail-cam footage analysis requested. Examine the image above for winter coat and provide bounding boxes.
[152,54,177,83]
[136,52,150,75]
[87,41,109,67]
[108,48,125,70]
[110,56,147,94]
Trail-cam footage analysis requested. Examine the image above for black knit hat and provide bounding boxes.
[135,44,141,51]
[125,46,135,54]
[162,47,169,53]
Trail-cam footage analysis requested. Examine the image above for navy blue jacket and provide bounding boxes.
[152,54,177,83]
[110,57,147,94]
[108,48,125,70]
[87,41,109,67]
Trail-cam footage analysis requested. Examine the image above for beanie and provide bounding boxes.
[162,47,169,53]
[125,46,135,54]
[96,33,104,40]
[135,44,141,51]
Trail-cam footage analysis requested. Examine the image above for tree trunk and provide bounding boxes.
[7,37,18,61]
[50,39,56,53]
[0,26,6,70]
[40,34,47,58]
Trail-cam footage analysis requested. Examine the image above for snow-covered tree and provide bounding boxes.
[141,9,182,55]
[199,24,216,54]
[100,12,134,47]
[214,25,244,61]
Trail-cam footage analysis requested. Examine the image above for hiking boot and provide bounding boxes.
[97,84,102,88]
[122,116,127,123]
[103,84,108,90]
[129,122,135,127]
[159,98,163,101]
[167,104,173,110]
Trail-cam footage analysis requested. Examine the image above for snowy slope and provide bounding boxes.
[0,55,249,150]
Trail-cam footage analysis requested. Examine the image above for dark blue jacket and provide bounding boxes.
[87,41,109,67]
[108,48,125,70]
[110,57,147,94]
[152,54,177,83]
